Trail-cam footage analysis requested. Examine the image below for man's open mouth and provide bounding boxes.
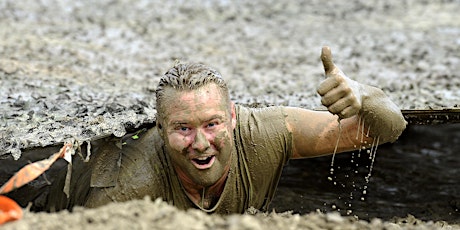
[191,155,216,170]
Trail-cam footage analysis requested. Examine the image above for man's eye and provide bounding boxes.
[174,126,190,133]
[207,121,221,128]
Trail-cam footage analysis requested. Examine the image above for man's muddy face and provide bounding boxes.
[160,84,236,188]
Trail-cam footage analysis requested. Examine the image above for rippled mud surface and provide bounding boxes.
[1,0,459,229]
[1,0,460,156]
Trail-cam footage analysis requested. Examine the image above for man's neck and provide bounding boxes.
[175,164,231,210]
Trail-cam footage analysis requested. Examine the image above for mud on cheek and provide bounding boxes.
[214,130,231,149]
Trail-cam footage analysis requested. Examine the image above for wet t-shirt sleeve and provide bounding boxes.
[234,105,293,210]
[236,105,293,163]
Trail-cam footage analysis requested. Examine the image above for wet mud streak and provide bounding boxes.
[326,115,384,215]
[348,116,363,214]
[365,136,379,184]
[328,118,342,186]
[355,116,376,202]
[357,116,365,158]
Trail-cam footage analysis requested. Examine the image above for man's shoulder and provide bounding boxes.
[89,126,165,188]
[234,104,292,163]
[122,126,163,151]
[91,126,162,161]
[234,104,290,148]
[235,104,287,127]
[235,104,286,118]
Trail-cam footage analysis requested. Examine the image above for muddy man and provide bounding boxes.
[8,46,407,213]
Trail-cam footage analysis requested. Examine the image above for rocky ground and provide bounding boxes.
[1,0,459,229]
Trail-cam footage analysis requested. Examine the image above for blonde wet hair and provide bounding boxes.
[155,62,231,122]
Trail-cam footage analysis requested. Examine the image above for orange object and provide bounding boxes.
[0,143,71,194]
[0,143,71,225]
[0,195,23,224]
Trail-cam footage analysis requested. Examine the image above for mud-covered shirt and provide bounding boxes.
[75,105,292,214]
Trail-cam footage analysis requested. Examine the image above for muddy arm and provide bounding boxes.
[358,84,407,143]
[316,46,406,143]
[285,47,406,159]
[285,86,406,159]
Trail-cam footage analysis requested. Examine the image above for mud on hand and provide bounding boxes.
[317,46,363,120]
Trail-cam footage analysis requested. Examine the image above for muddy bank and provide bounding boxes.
[1,0,460,229]
[2,197,458,230]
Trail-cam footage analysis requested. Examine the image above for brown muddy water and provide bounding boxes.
[271,123,460,224]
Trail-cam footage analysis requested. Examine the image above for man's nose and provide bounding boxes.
[192,129,210,151]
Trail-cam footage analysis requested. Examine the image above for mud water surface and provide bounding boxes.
[1,0,459,229]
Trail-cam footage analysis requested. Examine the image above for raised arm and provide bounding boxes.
[286,46,407,159]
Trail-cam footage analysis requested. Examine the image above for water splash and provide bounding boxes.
[325,114,382,216]
[327,118,342,186]
[365,136,380,183]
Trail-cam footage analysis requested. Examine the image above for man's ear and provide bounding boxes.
[231,102,236,129]
[156,116,165,139]
[156,116,163,129]
[158,124,166,140]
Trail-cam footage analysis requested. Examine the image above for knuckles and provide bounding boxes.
[318,70,362,118]
[321,88,361,118]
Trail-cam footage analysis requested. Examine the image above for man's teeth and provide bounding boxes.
[193,156,214,165]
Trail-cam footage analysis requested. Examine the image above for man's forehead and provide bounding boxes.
[163,83,224,100]
[160,84,230,118]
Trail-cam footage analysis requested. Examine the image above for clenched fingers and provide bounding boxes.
[317,74,343,97]
[326,95,361,119]
[319,82,350,106]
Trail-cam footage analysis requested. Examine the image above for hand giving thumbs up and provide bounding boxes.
[317,46,362,120]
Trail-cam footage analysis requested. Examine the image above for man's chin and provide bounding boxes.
[190,168,223,187]
[193,178,219,188]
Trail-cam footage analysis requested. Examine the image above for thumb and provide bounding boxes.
[321,46,336,76]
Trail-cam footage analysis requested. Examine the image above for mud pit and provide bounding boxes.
[1,0,460,229]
